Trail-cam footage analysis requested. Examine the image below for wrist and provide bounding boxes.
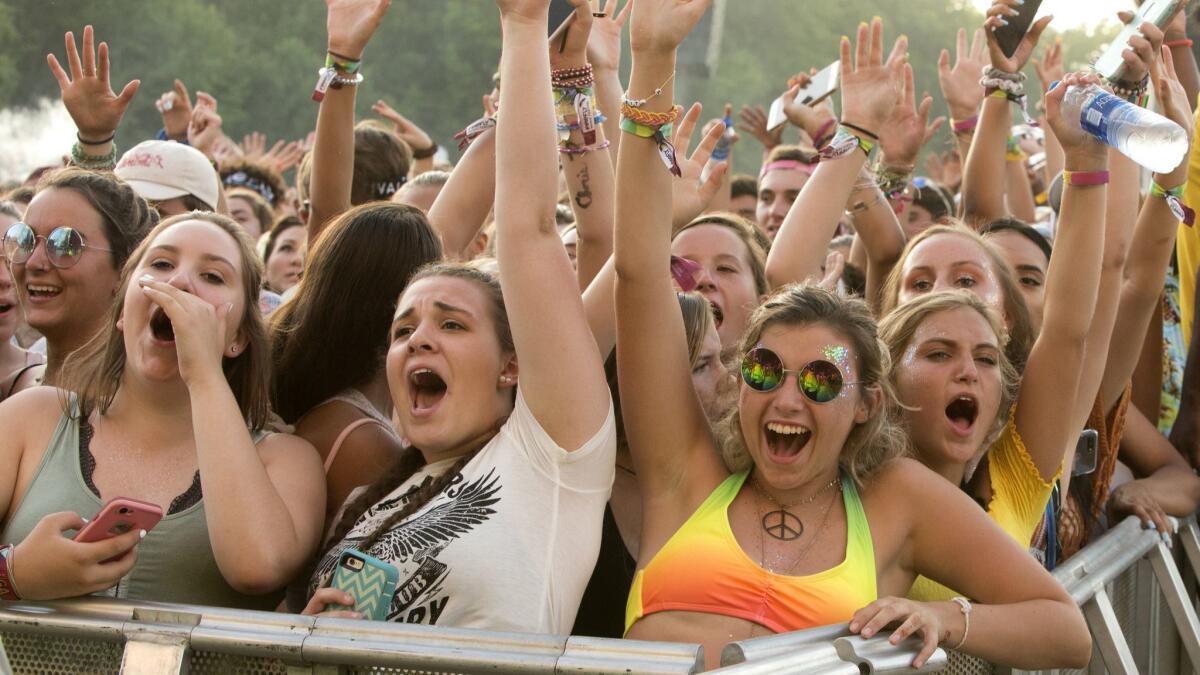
[326,44,364,61]
[550,55,588,71]
[1063,150,1108,172]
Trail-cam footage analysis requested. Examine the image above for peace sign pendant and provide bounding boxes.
[762,509,804,541]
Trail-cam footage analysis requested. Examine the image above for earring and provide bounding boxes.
[230,345,239,354]
[500,376,513,384]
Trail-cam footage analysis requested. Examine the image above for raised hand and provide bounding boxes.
[630,0,712,56]
[241,131,268,161]
[984,0,1053,74]
[781,82,837,142]
[156,79,193,142]
[1114,11,1166,84]
[588,0,632,73]
[1150,45,1192,184]
[262,139,306,174]
[187,92,223,158]
[671,103,729,227]
[326,0,392,60]
[879,63,945,168]
[1042,71,1107,156]
[372,100,435,155]
[1032,38,1064,95]
[550,0,594,69]
[839,17,904,135]
[47,25,140,142]
[937,28,988,121]
[738,104,782,150]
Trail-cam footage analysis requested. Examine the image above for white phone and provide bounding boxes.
[767,61,840,132]
[1093,0,1183,81]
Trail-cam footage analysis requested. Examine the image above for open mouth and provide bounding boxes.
[409,368,447,415]
[0,302,13,316]
[150,307,175,343]
[710,302,724,329]
[26,284,62,300]
[764,422,812,462]
[945,395,978,436]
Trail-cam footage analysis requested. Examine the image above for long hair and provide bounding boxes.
[878,290,1020,454]
[35,168,159,271]
[269,203,442,424]
[314,263,513,588]
[60,212,271,428]
[714,284,907,487]
[879,223,1034,373]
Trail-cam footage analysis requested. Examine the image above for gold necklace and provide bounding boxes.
[750,475,840,542]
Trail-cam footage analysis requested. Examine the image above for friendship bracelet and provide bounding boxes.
[557,114,607,131]
[1062,170,1110,186]
[619,117,681,176]
[812,118,838,149]
[0,544,21,601]
[1166,38,1195,48]
[621,103,682,128]
[1150,182,1195,226]
[70,141,118,170]
[325,52,361,74]
[819,127,874,161]
[559,139,611,155]
[951,116,979,135]
[77,131,115,145]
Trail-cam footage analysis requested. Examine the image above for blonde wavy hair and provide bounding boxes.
[714,284,907,487]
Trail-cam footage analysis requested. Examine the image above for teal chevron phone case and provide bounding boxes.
[330,549,400,621]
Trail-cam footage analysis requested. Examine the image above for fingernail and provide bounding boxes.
[998,17,1010,26]
[80,517,89,524]
[1014,0,1024,5]
[849,622,858,631]
[139,529,147,539]
[1163,532,1172,544]
[139,274,154,284]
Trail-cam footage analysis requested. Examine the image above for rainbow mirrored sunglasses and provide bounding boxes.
[739,346,859,403]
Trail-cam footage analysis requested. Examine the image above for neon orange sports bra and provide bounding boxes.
[625,470,876,635]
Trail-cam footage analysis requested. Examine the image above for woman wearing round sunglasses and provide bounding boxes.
[2,169,157,395]
[614,11,1088,670]
[0,211,325,606]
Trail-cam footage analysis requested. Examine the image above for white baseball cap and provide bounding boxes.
[115,140,220,210]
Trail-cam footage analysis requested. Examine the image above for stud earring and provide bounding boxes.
[230,345,239,354]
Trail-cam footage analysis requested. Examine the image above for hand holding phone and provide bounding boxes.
[75,497,163,543]
[767,61,840,132]
[1094,0,1183,81]
[984,1,1052,73]
[329,549,399,621]
[992,0,1046,59]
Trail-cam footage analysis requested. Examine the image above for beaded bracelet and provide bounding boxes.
[559,139,611,155]
[982,65,1025,83]
[623,73,675,108]
[70,141,118,170]
[1150,182,1195,226]
[619,117,681,176]
[1109,76,1149,105]
[0,544,21,601]
[312,67,364,102]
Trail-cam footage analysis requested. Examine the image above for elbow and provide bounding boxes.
[1065,625,1094,670]
[220,551,299,596]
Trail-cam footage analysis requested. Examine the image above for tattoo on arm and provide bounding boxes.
[575,165,593,209]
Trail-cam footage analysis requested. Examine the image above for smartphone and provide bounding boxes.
[75,497,163,543]
[767,61,841,132]
[1095,0,1184,80]
[994,0,1045,59]
[1071,429,1100,477]
[330,549,400,621]
[548,0,576,36]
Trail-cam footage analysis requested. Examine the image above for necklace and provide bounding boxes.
[750,475,840,541]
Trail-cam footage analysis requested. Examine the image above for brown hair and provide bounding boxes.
[766,144,819,164]
[674,212,770,295]
[225,188,275,235]
[730,174,758,200]
[269,203,443,424]
[315,262,512,587]
[61,212,271,428]
[879,223,1034,373]
[35,168,159,271]
[351,120,413,206]
[715,284,906,487]
[878,290,1019,452]
[220,158,288,209]
[262,215,305,266]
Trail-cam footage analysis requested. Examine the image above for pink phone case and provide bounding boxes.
[75,497,164,543]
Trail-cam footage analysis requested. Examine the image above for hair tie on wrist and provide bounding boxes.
[839,122,879,141]
[77,131,116,145]
[1166,38,1194,48]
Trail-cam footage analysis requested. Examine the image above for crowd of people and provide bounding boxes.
[1,0,1199,669]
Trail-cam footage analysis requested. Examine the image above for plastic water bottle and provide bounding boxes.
[1058,83,1187,174]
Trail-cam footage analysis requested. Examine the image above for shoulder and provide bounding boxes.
[294,399,380,455]
[860,458,966,521]
[0,386,69,427]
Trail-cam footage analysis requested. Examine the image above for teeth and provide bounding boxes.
[767,422,809,436]
[27,285,60,294]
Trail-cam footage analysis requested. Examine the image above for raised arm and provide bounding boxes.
[307,0,391,245]
[371,100,437,176]
[937,28,988,214]
[47,25,139,172]
[426,127,496,260]
[764,21,902,291]
[587,0,632,166]
[1013,71,1109,481]
[614,0,722,505]
[550,5,616,290]
[493,0,610,449]
[961,3,1051,226]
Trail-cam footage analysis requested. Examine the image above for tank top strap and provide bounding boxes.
[839,474,876,595]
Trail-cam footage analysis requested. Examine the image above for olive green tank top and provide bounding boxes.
[1,400,278,610]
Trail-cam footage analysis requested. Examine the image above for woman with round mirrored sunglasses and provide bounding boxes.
[3,222,113,269]
[740,346,860,403]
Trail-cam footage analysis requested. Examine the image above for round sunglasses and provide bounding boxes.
[3,222,113,270]
[740,346,859,403]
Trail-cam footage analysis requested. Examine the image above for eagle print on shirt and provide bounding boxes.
[314,468,502,623]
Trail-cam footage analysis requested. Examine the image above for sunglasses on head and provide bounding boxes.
[740,346,859,403]
[3,222,113,270]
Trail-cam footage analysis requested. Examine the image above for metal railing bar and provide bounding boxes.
[1147,538,1200,670]
[719,621,851,665]
[1082,589,1137,675]
[556,636,703,674]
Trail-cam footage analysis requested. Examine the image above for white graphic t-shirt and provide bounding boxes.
[312,390,616,633]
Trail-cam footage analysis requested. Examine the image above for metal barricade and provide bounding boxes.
[713,622,948,674]
[0,597,704,675]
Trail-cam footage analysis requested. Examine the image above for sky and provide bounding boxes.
[971,0,1124,32]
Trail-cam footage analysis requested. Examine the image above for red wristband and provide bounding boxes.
[952,116,979,134]
[1166,39,1194,48]
[0,544,21,600]
[1062,170,1110,186]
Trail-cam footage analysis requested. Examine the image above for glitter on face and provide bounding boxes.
[821,344,853,398]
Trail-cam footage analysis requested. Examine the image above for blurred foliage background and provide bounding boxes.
[0,0,1119,178]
